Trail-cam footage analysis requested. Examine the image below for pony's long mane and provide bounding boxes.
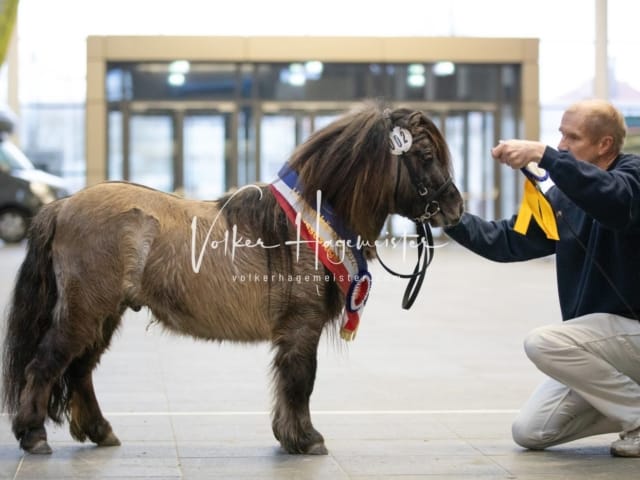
[288,101,394,240]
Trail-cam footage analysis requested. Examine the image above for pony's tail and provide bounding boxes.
[2,200,65,422]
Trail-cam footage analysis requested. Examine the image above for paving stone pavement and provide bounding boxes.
[0,238,635,479]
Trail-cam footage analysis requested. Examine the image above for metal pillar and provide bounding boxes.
[594,0,609,99]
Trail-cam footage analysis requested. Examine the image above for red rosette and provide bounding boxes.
[346,271,372,313]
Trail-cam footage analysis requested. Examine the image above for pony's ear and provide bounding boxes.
[406,111,427,130]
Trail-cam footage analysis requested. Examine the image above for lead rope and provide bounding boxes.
[377,148,435,308]
[376,221,434,309]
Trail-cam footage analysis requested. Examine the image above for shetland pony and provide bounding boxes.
[2,101,463,455]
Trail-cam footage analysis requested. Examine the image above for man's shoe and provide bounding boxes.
[611,426,640,457]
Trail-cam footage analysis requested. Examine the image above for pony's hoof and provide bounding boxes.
[27,440,52,455]
[305,442,328,455]
[97,432,121,447]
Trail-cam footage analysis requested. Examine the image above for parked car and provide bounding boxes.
[0,112,69,243]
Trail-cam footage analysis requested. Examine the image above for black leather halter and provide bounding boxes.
[396,146,453,223]
[377,151,453,309]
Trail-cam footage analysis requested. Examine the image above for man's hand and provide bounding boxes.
[491,140,546,170]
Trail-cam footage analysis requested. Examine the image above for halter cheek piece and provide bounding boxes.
[397,150,453,223]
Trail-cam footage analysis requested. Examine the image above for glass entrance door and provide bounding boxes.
[108,103,234,199]
[443,109,497,219]
[183,113,229,199]
[128,113,174,192]
[388,103,504,220]
[259,113,298,183]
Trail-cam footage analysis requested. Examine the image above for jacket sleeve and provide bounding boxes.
[539,148,640,231]
[444,212,555,262]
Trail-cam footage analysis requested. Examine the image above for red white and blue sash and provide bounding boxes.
[269,165,371,341]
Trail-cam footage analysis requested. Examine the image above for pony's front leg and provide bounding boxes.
[271,323,327,455]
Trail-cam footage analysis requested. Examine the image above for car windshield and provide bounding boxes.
[0,140,35,171]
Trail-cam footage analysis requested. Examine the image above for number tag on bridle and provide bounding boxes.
[389,127,412,155]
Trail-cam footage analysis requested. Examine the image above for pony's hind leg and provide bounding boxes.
[66,357,120,447]
[271,321,327,455]
[13,305,120,454]
[67,315,122,447]
[12,328,84,454]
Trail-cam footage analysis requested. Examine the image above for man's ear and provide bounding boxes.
[598,135,614,155]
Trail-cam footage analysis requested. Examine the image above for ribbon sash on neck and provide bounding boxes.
[269,166,371,341]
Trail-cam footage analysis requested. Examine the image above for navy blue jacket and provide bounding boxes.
[445,147,640,320]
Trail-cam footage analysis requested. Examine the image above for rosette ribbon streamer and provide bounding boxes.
[270,165,371,341]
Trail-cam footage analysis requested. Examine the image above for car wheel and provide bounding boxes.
[0,208,30,244]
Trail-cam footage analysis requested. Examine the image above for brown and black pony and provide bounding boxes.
[2,101,463,455]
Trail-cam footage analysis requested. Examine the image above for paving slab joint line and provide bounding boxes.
[90,409,522,416]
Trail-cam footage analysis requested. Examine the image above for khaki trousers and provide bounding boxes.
[511,313,640,449]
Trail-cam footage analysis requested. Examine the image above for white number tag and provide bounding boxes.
[389,127,412,155]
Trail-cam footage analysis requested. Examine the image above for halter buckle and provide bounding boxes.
[416,201,440,223]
